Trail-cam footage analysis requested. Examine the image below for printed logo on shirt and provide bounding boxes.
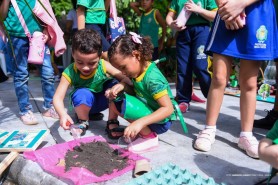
[148,18,152,24]
[254,25,268,49]
[196,45,206,59]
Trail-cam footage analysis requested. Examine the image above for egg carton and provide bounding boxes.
[125,163,225,185]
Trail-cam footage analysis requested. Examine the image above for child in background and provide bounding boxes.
[1,0,59,125]
[130,0,166,60]
[259,120,278,169]
[106,33,179,153]
[53,29,130,138]
[194,0,278,158]
[76,0,110,61]
[166,0,217,113]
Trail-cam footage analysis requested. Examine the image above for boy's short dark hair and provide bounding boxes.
[72,29,102,56]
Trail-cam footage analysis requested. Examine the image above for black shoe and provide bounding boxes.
[74,112,104,122]
[88,112,104,121]
[254,109,278,130]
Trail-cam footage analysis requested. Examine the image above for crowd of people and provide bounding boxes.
[1,0,278,181]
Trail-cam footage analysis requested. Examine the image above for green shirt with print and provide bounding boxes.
[77,0,106,24]
[169,0,217,26]
[132,62,177,123]
[4,0,42,37]
[62,59,112,94]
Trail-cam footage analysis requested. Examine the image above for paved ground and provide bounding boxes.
[0,75,277,185]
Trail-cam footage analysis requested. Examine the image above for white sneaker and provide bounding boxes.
[194,128,216,152]
[238,136,259,159]
[21,111,38,125]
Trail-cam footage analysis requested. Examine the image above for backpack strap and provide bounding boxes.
[110,0,119,28]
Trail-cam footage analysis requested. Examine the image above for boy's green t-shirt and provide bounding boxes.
[4,0,42,37]
[169,0,217,26]
[77,0,106,24]
[62,59,112,94]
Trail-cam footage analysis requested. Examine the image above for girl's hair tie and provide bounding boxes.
[130,32,142,44]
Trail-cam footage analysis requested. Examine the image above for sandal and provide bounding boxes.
[105,119,126,139]
[70,120,89,136]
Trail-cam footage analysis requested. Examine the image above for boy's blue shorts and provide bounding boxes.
[71,79,117,114]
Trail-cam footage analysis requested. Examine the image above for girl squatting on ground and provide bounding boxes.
[106,33,184,153]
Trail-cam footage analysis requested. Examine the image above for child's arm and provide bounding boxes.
[0,0,10,19]
[124,95,174,138]
[105,61,134,98]
[105,0,111,12]
[217,0,258,22]
[259,138,278,169]
[53,76,73,130]
[130,2,142,16]
[77,5,86,30]
[166,11,185,31]
[185,0,216,22]
[155,10,167,52]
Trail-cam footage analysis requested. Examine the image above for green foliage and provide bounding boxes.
[117,0,169,32]
[50,0,72,18]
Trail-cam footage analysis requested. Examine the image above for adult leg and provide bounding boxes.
[39,47,55,110]
[194,53,232,151]
[9,37,32,115]
[7,36,38,124]
[238,59,261,158]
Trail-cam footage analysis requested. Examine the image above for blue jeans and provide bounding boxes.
[7,36,55,115]
[0,38,12,74]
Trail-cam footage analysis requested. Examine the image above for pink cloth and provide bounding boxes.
[24,136,145,185]
[32,0,66,56]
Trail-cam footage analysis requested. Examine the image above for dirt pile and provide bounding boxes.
[65,141,128,176]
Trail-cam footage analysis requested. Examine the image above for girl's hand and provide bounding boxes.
[224,12,246,30]
[60,114,74,130]
[218,0,247,22]
[105,83,125,100]
[124,121,144,139]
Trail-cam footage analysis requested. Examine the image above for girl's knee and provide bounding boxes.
[211,74,228,88]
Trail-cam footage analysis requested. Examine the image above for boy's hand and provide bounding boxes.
[170,20,186,31]
[185,0,202,14]
[60,115,74,130]
[124,121,144,139]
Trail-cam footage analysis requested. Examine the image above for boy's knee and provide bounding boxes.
[72,88,94,107]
